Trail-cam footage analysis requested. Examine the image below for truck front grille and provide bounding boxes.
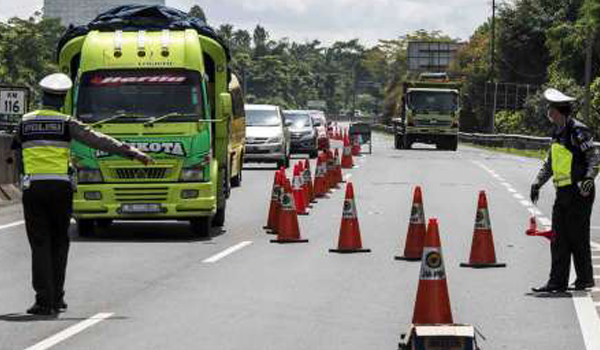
[111,167,171,180]
[114,187,169,202]
[414,120,452,127]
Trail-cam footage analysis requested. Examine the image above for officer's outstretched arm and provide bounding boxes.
[68,119,153,164]
[534,153,553,188]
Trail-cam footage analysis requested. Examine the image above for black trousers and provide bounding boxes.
[550,185,595,287]
[22,180,73,307]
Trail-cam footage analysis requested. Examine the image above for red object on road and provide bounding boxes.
[525,216,556,241]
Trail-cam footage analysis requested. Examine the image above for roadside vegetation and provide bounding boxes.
[1,1,600,137]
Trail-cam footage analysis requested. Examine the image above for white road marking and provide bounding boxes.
[527,207,543,216]
[501,182,512,187]
[507,188,517,193]
[202,241,253,263]
[520,200,532,207]
[0,220,24,231]
[573,293,600,350]
[592,242,600,250]
[24,312,113,350]
[344,174,352,181]
[513,193,524,200]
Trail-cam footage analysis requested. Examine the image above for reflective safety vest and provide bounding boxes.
[18,109,71,181]
[551,143,573,187]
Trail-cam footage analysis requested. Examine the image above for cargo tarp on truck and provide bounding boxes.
[57,5,230,61]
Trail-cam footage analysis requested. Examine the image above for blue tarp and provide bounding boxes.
[57,5,230,61]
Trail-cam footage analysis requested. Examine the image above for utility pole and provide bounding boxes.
[489,0,496,133]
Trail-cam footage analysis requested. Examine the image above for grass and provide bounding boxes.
[463,143,548,159]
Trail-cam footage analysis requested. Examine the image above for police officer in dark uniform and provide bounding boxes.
[12,73,153,315]
[530,88,600,293]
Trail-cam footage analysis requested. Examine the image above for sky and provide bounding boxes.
[0,0,492,46]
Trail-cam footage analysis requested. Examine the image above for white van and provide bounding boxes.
[244,104,291,168]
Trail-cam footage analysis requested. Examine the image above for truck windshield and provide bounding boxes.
[246,110,281,127]
[408,91,458,113]
[283,113,312,128]
[76,69,206,123]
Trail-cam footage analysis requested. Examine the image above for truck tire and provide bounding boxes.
[190,217,211,238]
[394,135,404,149]
[231,172,242,187]
[309,150,318,159]
[403,136,412,150]
[77,219,95,238]
[212,201,226,227]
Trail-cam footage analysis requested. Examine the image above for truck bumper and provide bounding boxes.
[73,182,217,219]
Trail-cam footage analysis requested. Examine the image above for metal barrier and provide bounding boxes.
[0,133,18,185]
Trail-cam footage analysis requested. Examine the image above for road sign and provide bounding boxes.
[0,88,27,115]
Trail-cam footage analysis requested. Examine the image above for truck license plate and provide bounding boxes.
[120,203,162,214]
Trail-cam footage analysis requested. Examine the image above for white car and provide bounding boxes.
[244,104,290,168]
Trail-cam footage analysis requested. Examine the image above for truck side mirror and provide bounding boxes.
[219,92,233,118]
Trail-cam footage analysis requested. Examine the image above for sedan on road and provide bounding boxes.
[244,104,290,168]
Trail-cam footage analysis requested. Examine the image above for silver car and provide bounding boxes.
[283,110,319,158]
[244,104,290,168]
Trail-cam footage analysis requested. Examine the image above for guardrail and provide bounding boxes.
[0,133,18,185]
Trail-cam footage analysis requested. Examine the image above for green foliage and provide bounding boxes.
[0,12,64,104]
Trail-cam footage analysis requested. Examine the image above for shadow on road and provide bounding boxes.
[0,313,128,323]
[524,291,574,298]
[69,222,226,243]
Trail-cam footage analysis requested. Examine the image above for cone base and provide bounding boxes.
[329,248,371,254]
[460,262,506,268]
[394,255,421,261]
[270,238,309,244]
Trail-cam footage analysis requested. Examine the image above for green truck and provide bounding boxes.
[393,73,460,151]
[56,6,243,237]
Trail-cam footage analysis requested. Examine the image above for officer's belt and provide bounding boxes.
[25,174,71,182]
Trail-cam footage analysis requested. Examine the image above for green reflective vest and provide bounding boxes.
[18,109,71,180]
[551,143,573,187]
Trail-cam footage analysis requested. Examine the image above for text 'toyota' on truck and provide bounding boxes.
[57,5,245,237]
[393,72,460,151]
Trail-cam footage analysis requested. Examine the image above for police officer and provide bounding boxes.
[12,73,153,315]
[530,88,599,293]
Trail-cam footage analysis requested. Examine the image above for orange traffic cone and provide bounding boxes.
[395,186,427,261]
[334,148,344,184]
[303,159,315,203]
[412,218,453,324]
[263,170,281,232]
[297,161,311,208]
[313,153,329,198]
[525,216,556,241]
[341,133,354,169]
[326,149,337,190]
[270,178,309,244]
[351,134,361,156]
[329,182,371,253]
[292,164,308,215]
[460,191,506,268]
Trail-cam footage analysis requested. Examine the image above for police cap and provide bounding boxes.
[39,73,73,95]
[543,88,576,106]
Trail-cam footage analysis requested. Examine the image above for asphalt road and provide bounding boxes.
[0,130,599,349]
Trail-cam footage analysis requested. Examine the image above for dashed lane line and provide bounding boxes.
[202,241,253,263]
[0,220,24,231]
[24,312,113,350]
[512,193,524,200]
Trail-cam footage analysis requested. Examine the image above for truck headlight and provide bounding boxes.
[77,169,103,183]
[180,163,209,182]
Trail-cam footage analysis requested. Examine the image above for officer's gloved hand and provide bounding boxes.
[579,178,595,197]
[530,184,540,204]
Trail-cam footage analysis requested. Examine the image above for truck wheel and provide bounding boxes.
[212,201,226,227]
[77,219,95,237]
[190,217,211,238]
[309,150,318,159]
[403,137,412,150]
[231,169,242,187]
[394,135,404,149]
